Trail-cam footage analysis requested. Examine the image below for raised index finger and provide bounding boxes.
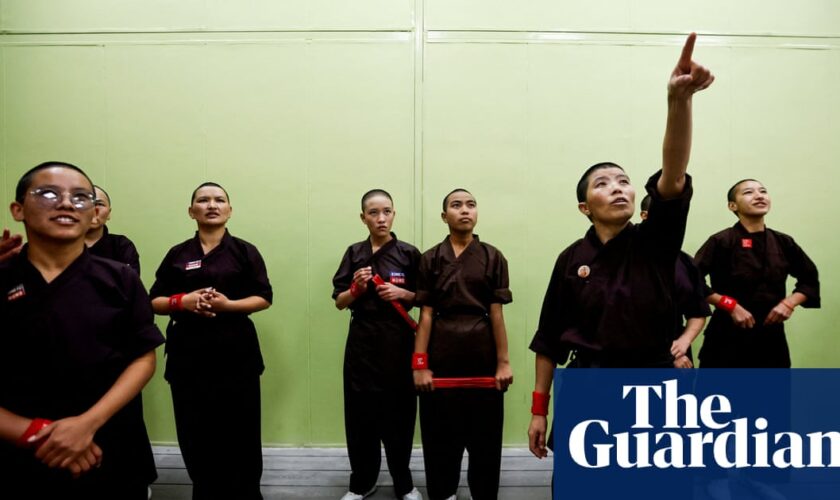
[678,32,697,71]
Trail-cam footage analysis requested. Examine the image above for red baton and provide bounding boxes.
[432,377,497,389]
[371,274,418,330]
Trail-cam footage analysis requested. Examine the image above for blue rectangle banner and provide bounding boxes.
[552,369,840,500]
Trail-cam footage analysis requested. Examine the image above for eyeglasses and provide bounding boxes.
[29,187,96,211]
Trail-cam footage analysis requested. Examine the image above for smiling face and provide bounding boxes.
[10,166,96,244]
[360,193,394,240]
[728,180,771,219]
[189,185,232,227]
[441,190,478,234]
[578,166,636,225]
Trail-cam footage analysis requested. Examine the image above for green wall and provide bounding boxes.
[1,1,839,446]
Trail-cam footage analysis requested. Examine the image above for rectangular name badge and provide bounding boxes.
[185,260,202,270]
[389,272,406,285]
[741,238,753,248]
[6,284,25,301]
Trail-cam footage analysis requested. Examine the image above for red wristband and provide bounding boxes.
[349,282,364,298]
[532,391,550,416]
[169,293,187,311]
[17,418,52,449]
[412,352,428,370]
[717,295,737,313]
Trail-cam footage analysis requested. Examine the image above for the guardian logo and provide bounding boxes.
[567,378,840,469]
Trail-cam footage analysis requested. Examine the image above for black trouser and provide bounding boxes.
[0,466,148,500]
[170,375,263,500]
[344,388,417,496]
[419,389,504,500]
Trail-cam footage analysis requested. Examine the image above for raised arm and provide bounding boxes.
[659,32,714,199]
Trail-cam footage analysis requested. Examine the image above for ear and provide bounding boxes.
[441,211,447,223]
[10,202,24,223]
[577,202,591,217]
[359,212,366,224]
[188,206,196,220]
[639,210,648,221]
[727,201,738,214]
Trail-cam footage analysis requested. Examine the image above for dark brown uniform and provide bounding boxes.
[530,172,693,368]
[694,222,820,367]
[149,230,272,500]
[332,234,420,497]
[674,251,712,363]
[0,247,164,500]
[88,225,141,275]
[415,235,511,500]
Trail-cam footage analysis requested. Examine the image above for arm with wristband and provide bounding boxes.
[31,349,156,476]
[1,406,101,478]
[412,305,435,392]
[707,292,755,329]
[527,354,554,459]
[334,266,372,310]
[151,288,217,317]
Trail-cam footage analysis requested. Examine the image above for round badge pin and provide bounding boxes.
[577,265,590,278]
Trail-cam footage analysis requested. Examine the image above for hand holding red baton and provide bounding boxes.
[371,274,418,330]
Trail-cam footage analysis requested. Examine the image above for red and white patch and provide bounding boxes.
[6,284,25,301]
[389,272,406,285]
[577,265,591,278]
[185,260,202,270]
[741,239,753,249]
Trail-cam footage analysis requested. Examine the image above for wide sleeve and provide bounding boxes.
[529,251,572,365]
[123,239,141,276]
[640,171,694,258]
[245,244,273,304]
[679,253,712,319]
[785,237,821,308]
[148,247,178,299]
[693,235,719,298]
[120,268,166,358]
[414,250,436,308]
[331,246,354,300]
[489,247,512,304]
[400,245,422,311]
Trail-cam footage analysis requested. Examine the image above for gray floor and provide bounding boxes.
[151,447,552,499]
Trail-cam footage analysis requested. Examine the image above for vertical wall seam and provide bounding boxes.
[305,40,313,445]
[412,0,425,250]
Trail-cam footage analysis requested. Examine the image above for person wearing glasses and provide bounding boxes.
[0,161,164,499]
[149,182,272,500]
[85,185,141,275]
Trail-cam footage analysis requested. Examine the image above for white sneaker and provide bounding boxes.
[341,486,377,500]
[147,486,153,500]
[402,487,423,500]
